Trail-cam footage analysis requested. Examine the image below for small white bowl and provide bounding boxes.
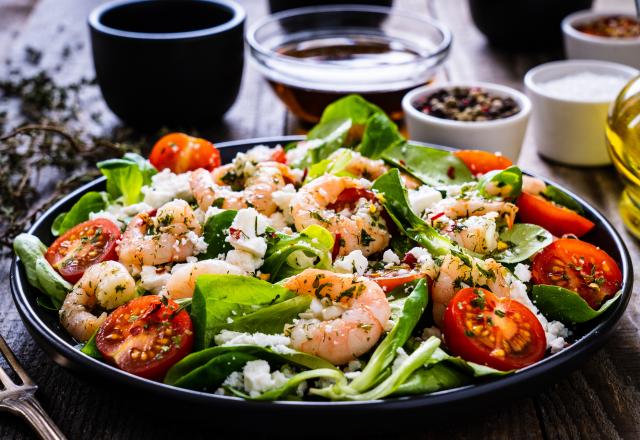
[562,10,640,69]
[402,82,531,160]
[524,60,638,166]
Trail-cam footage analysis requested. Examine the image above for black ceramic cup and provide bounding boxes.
[89,0,245,128]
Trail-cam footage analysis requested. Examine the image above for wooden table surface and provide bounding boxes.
[0,0,638,438]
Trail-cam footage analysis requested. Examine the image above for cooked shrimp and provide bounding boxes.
[522,175,547,196]
[60,261,136,342]
[290,175,389,257]
[283,269,391,365]
[431,255,515,326]
[429,196,518,228]
[118,199,202,272]
[446,214,499,254]
[345,152,421,189]
[190,161,297,215]
[166,259,245,299]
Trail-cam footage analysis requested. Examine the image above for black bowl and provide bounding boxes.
[10,137,633,430]
[468,0,593,51]
[88,0,245,128]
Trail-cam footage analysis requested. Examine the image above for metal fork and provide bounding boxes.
[0,334,65,439]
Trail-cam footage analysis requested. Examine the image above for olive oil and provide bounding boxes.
[269,36,434,123]
[606,75,640,237]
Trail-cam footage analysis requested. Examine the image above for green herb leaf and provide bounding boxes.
[531,284,623,324]
[357,112,404,159]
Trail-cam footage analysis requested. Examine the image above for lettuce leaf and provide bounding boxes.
[262,225,334,281]
[51,191,108,236]
[200,210,237,260]
[531,284,622,324]
[97,153,156,205]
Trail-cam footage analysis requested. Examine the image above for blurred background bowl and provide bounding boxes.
[563,10,640,69]
[89,0,245,129]
[247,5,451,123]
[269,0,393,14]
[468,0,593,51]
[402,82,531,160]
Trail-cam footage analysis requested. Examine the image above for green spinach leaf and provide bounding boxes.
[492,223,553,264]
[393,362,470,396]
[357,112,404,159]
[478,166,522,199]
[200,210,237,260]
[541,185,585,215]
[191,275,293,349]
[531,284,622,324]
[382,143,473,186]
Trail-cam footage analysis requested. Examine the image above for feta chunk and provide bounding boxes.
[226,208,269,257]
[334,250,368,275]
[142,169,193,208]
[139,266,170,294]
[382,249,400,266]
[409,186,443,216]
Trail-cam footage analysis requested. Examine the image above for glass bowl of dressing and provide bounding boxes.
[246,5,451,123]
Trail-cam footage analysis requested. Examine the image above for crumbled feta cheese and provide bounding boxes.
[141,169,193,208]
[334,250,368,275]
[139,266,170,294]
[514,263,532,282]
[214,330,291,348]
[272,184,297,220]
[245,144,276,163]
[226,208,269,257]
[204,206,225,222]
[232,360,289,397]
[185,230,208,255]
[225,250,263,273]
[268,212,290,232]
[382,249,400,266]
[287,250,317,269]
[409,186,443,216]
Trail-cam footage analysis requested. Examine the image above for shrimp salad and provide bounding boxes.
[14,96,624,401]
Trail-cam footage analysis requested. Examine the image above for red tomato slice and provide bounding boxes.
[45,219,121,284]
[366,270,424,293]
[96,295,194,380]
[531,238,622,309]
[443,287,546,370]
[516,192,594,237]
[149,133,221,174]
[271,146,287,164]
[453,149,513,175]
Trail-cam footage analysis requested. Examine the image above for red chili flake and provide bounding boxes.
[301,167,308,182]
[447,166,456,179]
[332,233,342,261]
[403,252,418,267]
[399,160,407,166]
[229,227,242,240]
[431,212,445,221]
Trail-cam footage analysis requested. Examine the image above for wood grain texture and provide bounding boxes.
[0,0,638,439]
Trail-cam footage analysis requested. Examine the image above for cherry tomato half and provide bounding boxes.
[516,192,594,238]
[366,270,424,293]
[453,150,513,175]
[149,133,221,174]
[443,287,546,370]
[531,238,622,309]
[271,146,287,164]
[45,219,121,284]
[96,295,194,380]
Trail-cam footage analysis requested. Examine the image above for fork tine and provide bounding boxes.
[0,334,34,387]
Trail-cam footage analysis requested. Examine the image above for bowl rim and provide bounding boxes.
[88,0,246,41]
[245,4,452,70]
[402,81,531,128]
[562,9,640,45]
[9,135,634,413]
[524,59,639,104]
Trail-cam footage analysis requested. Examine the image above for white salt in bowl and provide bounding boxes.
[524,60,638,166]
